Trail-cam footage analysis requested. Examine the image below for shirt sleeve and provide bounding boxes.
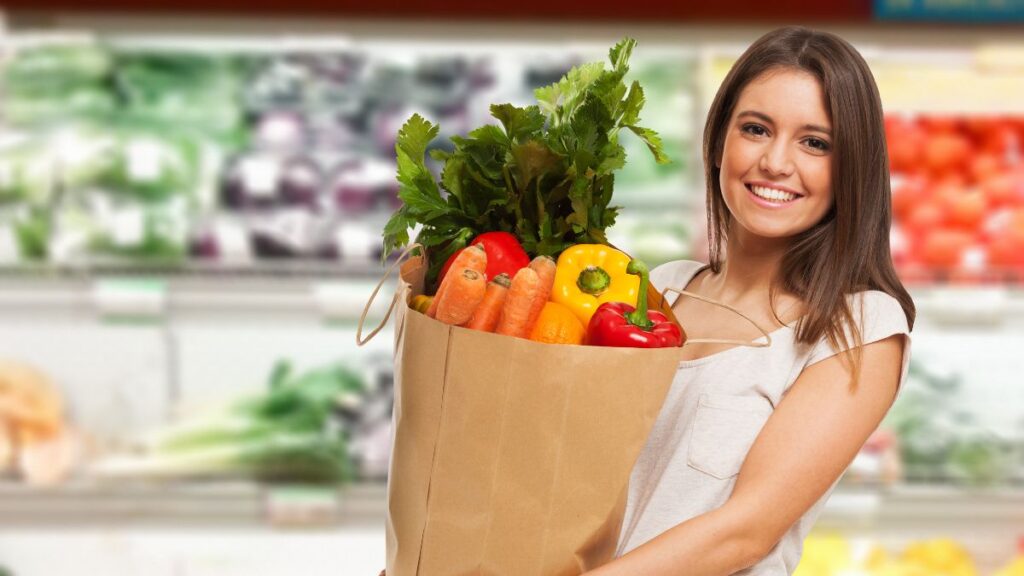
[648,261,678,292]
[803,291,913,402]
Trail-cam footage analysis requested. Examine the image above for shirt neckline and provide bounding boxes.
[668,261,798,368]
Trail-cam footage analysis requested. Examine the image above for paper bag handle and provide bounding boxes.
[356,242,425,347]
[661,287,773,349]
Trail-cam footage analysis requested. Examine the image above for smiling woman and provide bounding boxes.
[721,70,835,234]
[587,27,917,576]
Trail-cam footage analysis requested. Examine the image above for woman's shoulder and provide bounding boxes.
[844,290,911,335]
[803,289,912,365]
[649,259,707,291]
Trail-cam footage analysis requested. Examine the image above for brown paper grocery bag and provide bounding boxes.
[357,243,770,576]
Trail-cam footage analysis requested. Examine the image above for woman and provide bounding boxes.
[589,27,915,575]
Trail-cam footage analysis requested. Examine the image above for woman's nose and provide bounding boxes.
[759,142,795,176]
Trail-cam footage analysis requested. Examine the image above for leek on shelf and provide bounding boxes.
[92,360,366,484]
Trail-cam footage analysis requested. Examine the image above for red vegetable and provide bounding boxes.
[585,259,682,349]
[439,231,530,284]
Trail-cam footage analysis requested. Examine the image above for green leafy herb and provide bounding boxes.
[382,37,670,292]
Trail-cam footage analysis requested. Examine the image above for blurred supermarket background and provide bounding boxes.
[2,1,1024,575]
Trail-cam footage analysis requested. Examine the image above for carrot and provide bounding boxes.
[434,268,487,325]
[524,255,556,328]
[463,273,511,332]
[427,245,487,318]
[495,267,541,339]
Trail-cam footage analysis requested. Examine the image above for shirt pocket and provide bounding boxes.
[687,393,774,480]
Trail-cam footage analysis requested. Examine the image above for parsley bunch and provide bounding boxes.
[382,38,669,292]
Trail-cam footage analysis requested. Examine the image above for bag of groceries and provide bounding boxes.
[355,39,769,575]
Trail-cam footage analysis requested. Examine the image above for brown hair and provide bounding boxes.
[703,26,915,382]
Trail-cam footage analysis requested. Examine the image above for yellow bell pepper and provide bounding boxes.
[410,295,433,314]
[551,244,640,328]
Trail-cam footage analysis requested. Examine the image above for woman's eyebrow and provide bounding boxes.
[736,110,832,136]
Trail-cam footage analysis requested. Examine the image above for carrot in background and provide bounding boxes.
[434,268,487,325]
[524,255,556,328]
[495,267,540,339]
[427,245,487,318]
[463,273,511,332]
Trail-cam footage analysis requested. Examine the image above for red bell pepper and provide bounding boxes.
[439,231,530,284]
[585,258,682,348]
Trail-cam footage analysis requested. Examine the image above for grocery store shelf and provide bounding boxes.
[1,480,1021,572]
[820,484,1024,572]
[0,264,396,324]
[823,483,1024,525]
[4,480,1024,529]
[5,272,1024,328]
[0,480,386,528]
[909,284,1024,327]
[0,259,390,281]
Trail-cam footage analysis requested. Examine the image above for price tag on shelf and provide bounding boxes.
[264,486,339,527]
[92,278,168,322]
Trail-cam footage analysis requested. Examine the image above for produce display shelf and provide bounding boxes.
[2,274,1024,326]
[0,260,390,281]
[0,263,397,324]
[2,480,1023,529]
[0,480,386,528]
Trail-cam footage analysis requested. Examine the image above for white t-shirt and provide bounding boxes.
[614,260,913,574]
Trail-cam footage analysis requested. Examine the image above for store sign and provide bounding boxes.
[875,0,1024,22]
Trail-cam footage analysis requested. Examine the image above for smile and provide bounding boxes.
[745,183,802,206]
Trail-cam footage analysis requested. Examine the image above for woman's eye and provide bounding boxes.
[804,137,831,152]
[741,124,768,137]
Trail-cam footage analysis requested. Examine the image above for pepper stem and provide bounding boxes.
[624,259,655,330]
[576,265,611,296]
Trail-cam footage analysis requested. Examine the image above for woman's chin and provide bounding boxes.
[733,215,801,241]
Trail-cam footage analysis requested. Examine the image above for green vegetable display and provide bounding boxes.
[93,360,366,484]
[883,358,1018,486]
[382,38,670,292]
[3,42,116,126]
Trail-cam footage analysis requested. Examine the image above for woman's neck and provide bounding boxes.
[705,229,791,307]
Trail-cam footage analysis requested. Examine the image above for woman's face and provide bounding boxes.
[718,67,834,241]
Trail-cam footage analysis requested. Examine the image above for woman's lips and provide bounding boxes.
[744,183,802,209]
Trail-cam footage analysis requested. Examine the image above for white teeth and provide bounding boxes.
[750,185,798,203]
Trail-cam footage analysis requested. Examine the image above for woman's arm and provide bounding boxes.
[587,334,906,576]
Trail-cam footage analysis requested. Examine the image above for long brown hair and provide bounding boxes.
[703,26,915,382]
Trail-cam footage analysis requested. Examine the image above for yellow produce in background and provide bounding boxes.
[902,539,977,576]
[794,534,852,576]
[795,535,989,576]
[994,556,1024,576]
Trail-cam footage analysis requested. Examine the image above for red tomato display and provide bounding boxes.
[921,229,974,268]
[886,114,1024,280]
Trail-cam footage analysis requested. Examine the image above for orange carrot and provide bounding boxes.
[525,255,556,328]
[434,268,487,325]
[427,245,487,319]
[463,273,511,332]
[495,267,541,338]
